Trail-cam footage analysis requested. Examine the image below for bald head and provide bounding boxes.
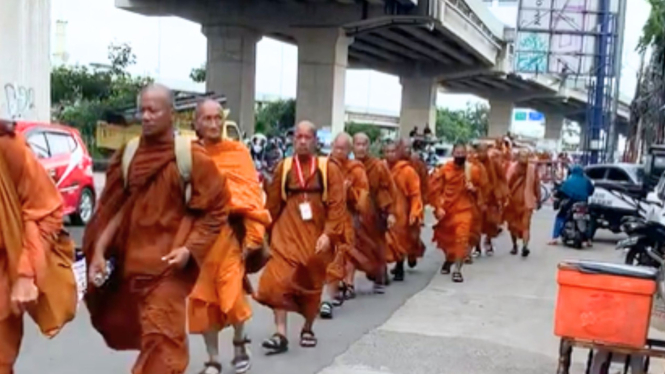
[353,132,370,160]
[194,99,224,143]
[140,83,174,139]
[399,137,413,159]
[332,132,352,161]
[294,120,317,156]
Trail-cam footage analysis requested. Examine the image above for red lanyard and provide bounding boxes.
[294,156,316,189]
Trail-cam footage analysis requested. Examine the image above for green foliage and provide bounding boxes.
[51,43,152,152]
[345,122,382,142]
[638,0,665,53]
[255,99,296,135]
[435,103,489,143]
[190,64,206,83]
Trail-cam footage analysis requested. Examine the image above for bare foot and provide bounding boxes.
[547,240,558,246]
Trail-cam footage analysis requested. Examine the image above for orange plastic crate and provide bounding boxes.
[554,260,658,348]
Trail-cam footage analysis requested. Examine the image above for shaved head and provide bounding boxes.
[194,99,224,143]
[294,120,317,156]
[141,83,174,108]
[139,83,174,140]
[353,132,370,160]
[296,121,317,137]
[332,132,352,161]
[353,132,369,143]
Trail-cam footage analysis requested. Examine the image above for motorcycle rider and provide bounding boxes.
[548,165,594,246]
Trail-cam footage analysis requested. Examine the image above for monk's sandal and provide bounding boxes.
[300,330,318,348]
[232,337,251,374]
[199,361,222,374]
[320,301,334,319]
[262,333,288,355]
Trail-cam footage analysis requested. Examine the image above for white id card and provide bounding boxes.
[299,202,313,221]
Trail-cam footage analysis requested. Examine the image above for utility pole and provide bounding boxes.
[606,0,627,161]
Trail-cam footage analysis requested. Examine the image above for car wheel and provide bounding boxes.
[71,187,95,226]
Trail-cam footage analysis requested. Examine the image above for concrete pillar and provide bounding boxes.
[544,112,565,140]
[203,25,261,136]
[295,28,351,135]
[487,99,514,138]
[0,0,50,121]
[399,77,437,139]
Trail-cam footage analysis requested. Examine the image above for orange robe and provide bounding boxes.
[188,140,271,333]
[83,138,229,374]
[467,159,489,249]
[410,155,429,258]
[326,159,371,284]
[356,156,394,282]
[480,149,508,237]
[0,134,75,373]
[504,162,541,241]
[256,156,345,321]
[429,161,475,262]
[386,161,423,264]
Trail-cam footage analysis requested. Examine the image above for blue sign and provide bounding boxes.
[529,111,544,121]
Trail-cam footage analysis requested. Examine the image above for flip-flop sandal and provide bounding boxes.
[262,333,288,355]
[440,261,452,275]
[320,301,334,319]
[510,247,518,255]
[343,284,356,300]
[486,246,495,256]
[452,272,464,283]
[300,330,318,348]
[199,361,222,374]
[232,337,252,374]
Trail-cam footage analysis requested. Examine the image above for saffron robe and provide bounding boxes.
[386,161,423,263]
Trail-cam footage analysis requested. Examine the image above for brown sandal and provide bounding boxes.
[300,330,317,348]
[198,361,222,374]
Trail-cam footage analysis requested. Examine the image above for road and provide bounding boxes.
[15,201,643,373]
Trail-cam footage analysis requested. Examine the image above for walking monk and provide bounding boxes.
[384,141,423,282]
[402,139,428,268]
[429,143,477,283]
[466,145,489,263]
[256,121,346,353]
[352,133,395,294]
[320,133,370,319]
[188,99,271,374]
[0,123,77,374]
[475,143,508,255]
[83,85,229,374]
[504,150,541,257]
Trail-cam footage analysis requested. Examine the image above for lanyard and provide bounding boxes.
[294,156,316,189]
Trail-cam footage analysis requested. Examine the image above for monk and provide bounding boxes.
[83,85,229,374]
[504,150,542,257]
[428,143,477,283]
[256,121,345,352]
[0,124,77,374]
[384,141,423,282]
[401,139,428,268]
[352,133,395,294]
[320,132,370,319]
[474,143,508,255]
[188,99,271,374]
[466,145,489,263]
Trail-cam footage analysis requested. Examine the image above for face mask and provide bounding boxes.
[454,156,466,166]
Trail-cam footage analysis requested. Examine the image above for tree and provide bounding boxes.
[190,64,206,83]
[345,122,382,142]
[255,99,295,135]
[435,103,489,143]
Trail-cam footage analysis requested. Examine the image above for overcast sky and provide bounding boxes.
[51,0,650,116]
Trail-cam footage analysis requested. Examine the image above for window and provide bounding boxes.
[606,168,631,183]
[585,167,606,180]
[27,132,49,159]
[45,132,75,156]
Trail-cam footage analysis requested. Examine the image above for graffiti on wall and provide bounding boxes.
[3,84,35,119]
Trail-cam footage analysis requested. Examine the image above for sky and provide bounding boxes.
[51,0,650,118]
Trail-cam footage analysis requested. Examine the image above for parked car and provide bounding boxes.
[16,121,95,226]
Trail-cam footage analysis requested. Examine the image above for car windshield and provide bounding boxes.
[625,165,645,184]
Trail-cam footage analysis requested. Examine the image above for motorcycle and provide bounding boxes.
[552,182,591,249]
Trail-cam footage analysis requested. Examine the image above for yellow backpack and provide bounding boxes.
[280,157,328,202]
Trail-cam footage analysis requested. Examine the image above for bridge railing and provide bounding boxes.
[430,0,504,48]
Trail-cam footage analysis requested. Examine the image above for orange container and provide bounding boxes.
[554,260,658,348]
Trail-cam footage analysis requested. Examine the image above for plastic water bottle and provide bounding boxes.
[92,258,115,287]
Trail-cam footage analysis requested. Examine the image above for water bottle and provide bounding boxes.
[92,258,116,287]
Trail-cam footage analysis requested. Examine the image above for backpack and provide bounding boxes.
[121,135,193,204]
[280,156,328,202]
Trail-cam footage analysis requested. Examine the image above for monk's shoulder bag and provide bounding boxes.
[121,135,193,203]
[280,156,328,202]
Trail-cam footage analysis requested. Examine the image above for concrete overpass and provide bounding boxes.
[117,0,629,142]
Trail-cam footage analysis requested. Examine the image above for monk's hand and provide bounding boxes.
[10,276,38,315]
[408,215,418,226]
[387,214,396,228]
[315,234,331,254]
[466,182,476,192]
[88,253,108,287]
[162,246,191,269]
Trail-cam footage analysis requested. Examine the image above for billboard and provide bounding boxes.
[515,0,618,76]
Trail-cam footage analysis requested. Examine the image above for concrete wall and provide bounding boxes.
[0,0,51,121]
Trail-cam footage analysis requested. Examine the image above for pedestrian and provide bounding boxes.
[402,139,428,268]
[83,84,228,374]
[504,150,542,257]
[0,125,78,374]
[548,164,594,246]
[466,145,489,263]
[352,133,396,294]
[188,99,272,374]
[321,132,370,319]
[384,140,423,282]
[428,143,475,283]
[255,121,346,353]
[475,143,507,255]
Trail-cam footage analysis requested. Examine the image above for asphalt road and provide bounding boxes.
[16,223,441,374]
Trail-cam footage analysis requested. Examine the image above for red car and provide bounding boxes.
[16,121,96,225]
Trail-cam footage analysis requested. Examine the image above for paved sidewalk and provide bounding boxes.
[317,210,641,374]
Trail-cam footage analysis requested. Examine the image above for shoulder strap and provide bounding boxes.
[318,157,328,203]
[281,157,293,201]
[121,137,140,188]
[174,136,193,204]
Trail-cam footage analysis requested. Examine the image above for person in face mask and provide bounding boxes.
[428,143,478,283]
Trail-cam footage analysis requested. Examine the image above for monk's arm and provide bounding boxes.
[403,167,424,223]
[348,168,370,210]
[427,167,445,209]
[376,165,395,215]
[185,148,230,263]
[324,162,347,242]
[243,218,266,249]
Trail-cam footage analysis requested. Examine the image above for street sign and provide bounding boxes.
[529,111,544,121]
[514,111,527,121]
